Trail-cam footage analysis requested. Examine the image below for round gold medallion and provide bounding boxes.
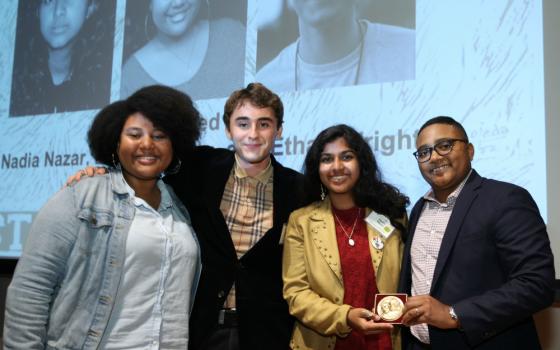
[376,295,404,322]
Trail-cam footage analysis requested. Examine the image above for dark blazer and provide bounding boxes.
[167,146,306,350]
[399,170,555,350]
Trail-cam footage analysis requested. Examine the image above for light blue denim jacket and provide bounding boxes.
[3,171,201,349]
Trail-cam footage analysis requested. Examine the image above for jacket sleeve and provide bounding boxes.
[454,186,555,346]
[3,187,79,349]
[282,212,352,337]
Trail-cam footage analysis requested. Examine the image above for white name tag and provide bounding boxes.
[365,211,395,239]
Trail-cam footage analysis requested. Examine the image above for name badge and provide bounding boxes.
[365,211,395,239]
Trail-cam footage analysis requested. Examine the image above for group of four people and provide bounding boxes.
[4,83,555,350]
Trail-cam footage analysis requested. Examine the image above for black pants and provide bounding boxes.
[203,309,240,350]
[204,326,240,350]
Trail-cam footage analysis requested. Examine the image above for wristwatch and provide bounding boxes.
[449,306,460,323]
[449,306,463,330]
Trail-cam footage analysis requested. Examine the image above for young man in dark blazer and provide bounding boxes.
[168,83,305,350]
[398,116,555,349]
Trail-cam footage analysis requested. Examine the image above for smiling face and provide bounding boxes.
[226,101,282,175]
[151,0,201,38]
[39,0,93,50]
[118,112,173,188]
[319,137,360,206]
[416,123,474,202]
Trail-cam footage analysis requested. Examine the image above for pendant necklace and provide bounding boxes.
[334,208,361,247]
[294,21,365,91]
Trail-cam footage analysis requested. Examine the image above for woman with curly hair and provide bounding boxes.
[282,124,409,350]
[4,85,202,349]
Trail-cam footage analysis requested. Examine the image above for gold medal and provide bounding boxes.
[376,295,405,322]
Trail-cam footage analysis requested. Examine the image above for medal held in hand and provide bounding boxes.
[374,293,407,324]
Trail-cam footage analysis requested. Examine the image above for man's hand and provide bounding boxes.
[347,307,394,335]
[401,295,460,329]
[65,166,108,186]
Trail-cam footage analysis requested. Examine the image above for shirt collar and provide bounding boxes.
[423,169,473,205]
[157,181,173,210]
[119,171,173,211]
[233,153,273,184]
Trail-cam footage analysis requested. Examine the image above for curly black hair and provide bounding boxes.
[88,85,201,170]
[304,124,409,230]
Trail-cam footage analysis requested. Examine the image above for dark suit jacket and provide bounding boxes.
[167,146,306,350]
[399,170,555,350]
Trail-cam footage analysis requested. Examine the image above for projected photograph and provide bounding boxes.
[9,0,116,117]
[256,0,416,92]
[120,0,247,100]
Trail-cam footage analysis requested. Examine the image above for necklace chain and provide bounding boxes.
[294,21,365,91]
[333,208,361,247]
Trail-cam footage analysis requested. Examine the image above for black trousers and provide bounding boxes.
[203,326,240,350]
[202,310,240,350]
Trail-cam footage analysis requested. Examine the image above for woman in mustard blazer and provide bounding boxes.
[282,125,409,350]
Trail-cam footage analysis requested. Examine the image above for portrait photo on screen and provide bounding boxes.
[121,0,247,100]
[256,0,416,92]
[9,0,116,117]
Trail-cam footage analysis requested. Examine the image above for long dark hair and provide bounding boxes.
[9,0,115,116]
[304,124,409,230]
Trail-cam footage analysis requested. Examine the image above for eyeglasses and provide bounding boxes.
[413,138,468,163]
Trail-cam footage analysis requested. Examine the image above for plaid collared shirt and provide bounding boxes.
[220,155,274,309]
[410,170,472,344]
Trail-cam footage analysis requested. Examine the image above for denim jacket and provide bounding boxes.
[3,171,201,349]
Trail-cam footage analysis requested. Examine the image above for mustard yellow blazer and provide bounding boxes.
[282,199,405,350]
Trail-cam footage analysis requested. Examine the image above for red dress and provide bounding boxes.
[332,207,392,350]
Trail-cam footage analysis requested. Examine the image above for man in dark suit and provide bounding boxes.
[399,116,555,349]
[168,83,305,350]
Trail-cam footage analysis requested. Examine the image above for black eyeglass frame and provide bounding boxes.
[413,138,468,163]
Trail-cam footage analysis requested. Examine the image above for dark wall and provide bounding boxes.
[0,260,17,340]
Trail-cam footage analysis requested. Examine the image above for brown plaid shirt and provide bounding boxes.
[220,155,274,308]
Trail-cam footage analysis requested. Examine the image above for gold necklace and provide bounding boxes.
[333,208,361,247]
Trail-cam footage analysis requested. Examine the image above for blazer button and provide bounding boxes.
[218,290,225,298]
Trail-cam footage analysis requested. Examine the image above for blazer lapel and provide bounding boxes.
[365,208,385,275]
[430,171,482,291]
[200,152,238,259]
[271,157,291,233]
[310,200,343,284]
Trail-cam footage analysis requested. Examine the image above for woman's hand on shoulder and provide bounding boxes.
[65,166,107,186]
[347,307,394,335]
